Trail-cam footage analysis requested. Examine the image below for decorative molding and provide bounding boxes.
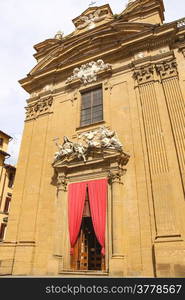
[66,60,112,85]
[177,18,185,28]
[155,59,178,80]
[25,96,53,121]
[133,65,154,84]
[57,175,68,191]
[178,45,185,58]
[104,80,113,93]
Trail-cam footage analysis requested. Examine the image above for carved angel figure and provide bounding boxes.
[80,130,100,148]
[77,9,105,30]
[73,142,87,162]
[99,126,123,151]
[96,59,111,70]
[54,136,74,160]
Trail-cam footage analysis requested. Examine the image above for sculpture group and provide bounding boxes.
[54,126,123,163]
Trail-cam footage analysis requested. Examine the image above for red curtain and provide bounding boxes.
[88,179,107,256]
[68,178,107,256]
[68,181,87,255]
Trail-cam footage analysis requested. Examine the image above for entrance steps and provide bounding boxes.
[59,270,109,277]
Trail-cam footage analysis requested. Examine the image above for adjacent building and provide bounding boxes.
[0,131,16,242]
[0,0,185,277]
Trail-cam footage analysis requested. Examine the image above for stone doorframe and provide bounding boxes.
[52,150,129,276]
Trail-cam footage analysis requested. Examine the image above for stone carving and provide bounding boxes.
[73,142,87,162]
[133,65,154,83]
[66,59,112,85]
[25,96,53,120]
[54,136,75,160]
[57,175,68,191]
[53,126,127,164]
[54,136,87,162]
[177,19,185,28]
[99,126,122,151]
[77,9,105,30]
[80,130,100,148]
[107,169,126,184]
[155,60,178,79]
[54,30,64,40]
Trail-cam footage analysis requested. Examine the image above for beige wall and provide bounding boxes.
[0,1,185,277]
[0,133,15,247]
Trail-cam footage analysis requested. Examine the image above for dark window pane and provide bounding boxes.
[81,119,91,126]
[81,108,91,118]
[81,94,91,109]
[92,105,102,114]
[92,112,103,120]
[92,115,103,123]
[81,113,91,122]
[80,87,103,126]
[92,89,102,106]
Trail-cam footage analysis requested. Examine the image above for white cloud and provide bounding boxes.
[6,133,22,166]
[0,0,184,164]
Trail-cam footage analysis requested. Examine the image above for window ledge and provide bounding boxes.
[76,120,105,132]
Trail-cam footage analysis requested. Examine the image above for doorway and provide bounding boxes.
[70,189,105,271]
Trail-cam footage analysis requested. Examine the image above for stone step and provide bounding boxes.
[59,270,109,277]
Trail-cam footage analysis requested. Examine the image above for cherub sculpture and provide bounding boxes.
[99,126,123,151]
[80,130,100,148]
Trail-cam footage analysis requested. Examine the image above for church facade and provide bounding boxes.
[0,0,185,277]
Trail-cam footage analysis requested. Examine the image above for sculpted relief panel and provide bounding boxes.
[66,60,112,85]
[53,126,129,164]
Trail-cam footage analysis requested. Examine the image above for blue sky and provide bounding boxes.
[0,0,184,164]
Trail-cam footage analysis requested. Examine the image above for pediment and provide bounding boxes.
[28,21,154,77]
[72,4,113,31]
[52,149,129,171]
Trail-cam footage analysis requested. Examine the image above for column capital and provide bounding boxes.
[107,168,126,185]
[133,64,154,84]
[155,59,178,80]
[57,175,68,191]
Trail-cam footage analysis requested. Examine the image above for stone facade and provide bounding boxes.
[0,131,16,250]
[0,0,185,277]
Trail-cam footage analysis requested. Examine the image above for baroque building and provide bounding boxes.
[0,0,185,277]
[0,131,16,243]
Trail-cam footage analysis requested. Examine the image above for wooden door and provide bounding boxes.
[71,217,105,271]
[70,189,105,271]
